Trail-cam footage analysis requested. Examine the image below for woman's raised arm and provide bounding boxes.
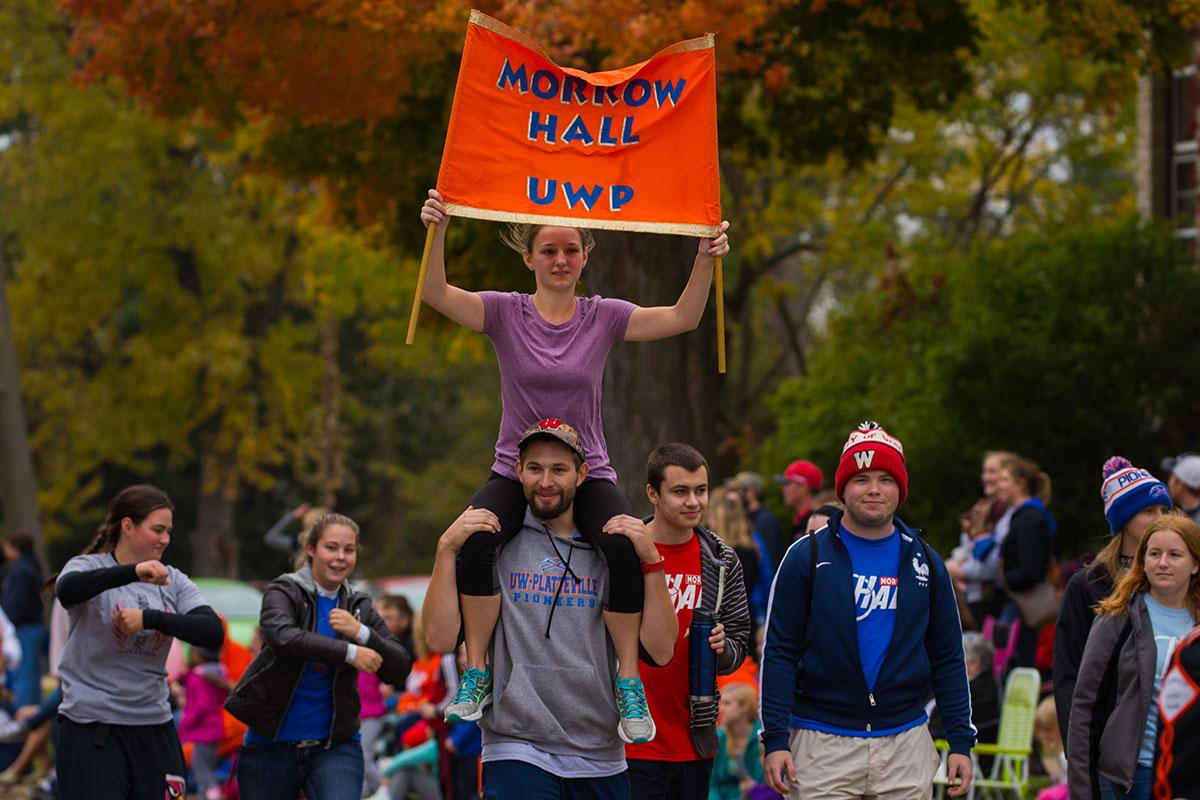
[419,189,486,332]
[624,220,729,342]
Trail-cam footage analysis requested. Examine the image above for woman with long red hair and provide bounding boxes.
[1066,514,1200,800]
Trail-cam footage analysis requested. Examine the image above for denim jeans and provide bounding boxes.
[483,760,629,800]
[1099,764,1153,800]
[8,623,46,707]
[238,738,364,800]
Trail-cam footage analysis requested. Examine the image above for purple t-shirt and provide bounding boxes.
[480,291,635,482]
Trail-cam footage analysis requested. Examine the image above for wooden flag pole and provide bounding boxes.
[715,256,725,374]
[406,223,438,345]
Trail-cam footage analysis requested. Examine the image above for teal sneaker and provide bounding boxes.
[614,676,656,744]
[445,666,493,722]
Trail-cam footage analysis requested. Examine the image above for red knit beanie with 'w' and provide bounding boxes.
[834,421,908,504]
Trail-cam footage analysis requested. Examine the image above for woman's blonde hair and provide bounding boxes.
[1088,503,1171,589]
[1097,512,1200,619]
[294,513,360,570]
[705,492,753,550]
[500,223,595,255]
[1087,535,1127,589]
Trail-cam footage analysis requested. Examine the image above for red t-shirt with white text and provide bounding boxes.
[625,534,703,762]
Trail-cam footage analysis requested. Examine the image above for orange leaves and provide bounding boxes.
[494,0,776,72]
[60,0,479,125]
[763,63,789,94]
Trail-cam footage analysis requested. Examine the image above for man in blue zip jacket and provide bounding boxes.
[761,422,974,799]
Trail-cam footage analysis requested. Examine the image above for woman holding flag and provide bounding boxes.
[419,189,729,743]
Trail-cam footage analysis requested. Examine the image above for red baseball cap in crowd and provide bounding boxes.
[774,460,824,490]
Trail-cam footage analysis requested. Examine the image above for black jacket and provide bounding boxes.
[1053,564,1116,747]
[225,568,411,745]
[1000,504,1054,592]
[0,553,43,627]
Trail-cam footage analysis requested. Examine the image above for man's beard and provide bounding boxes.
[527,488,575,520]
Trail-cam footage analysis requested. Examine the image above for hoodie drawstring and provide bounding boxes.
[543,525,581,638]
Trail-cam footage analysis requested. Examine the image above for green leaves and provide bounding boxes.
[760,219,1200,553]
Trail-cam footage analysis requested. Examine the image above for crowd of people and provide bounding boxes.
[2,205,1200,800]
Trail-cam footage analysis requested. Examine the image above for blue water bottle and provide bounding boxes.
[688,608,717,708]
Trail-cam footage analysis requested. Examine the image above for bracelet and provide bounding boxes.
[641,559,666,574]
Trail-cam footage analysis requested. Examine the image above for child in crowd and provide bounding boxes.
[948,499,997,628]
[360,596,415,797]
[445,718,481,800]
[1033,695,1067,800]
[709,683,768,800]
[359,636,389,798]
[391,616,451,745]
[176,646,232,800]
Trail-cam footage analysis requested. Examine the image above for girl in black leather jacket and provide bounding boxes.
[227,513,410,800]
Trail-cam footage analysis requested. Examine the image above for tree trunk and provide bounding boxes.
[194,444,240,577]
[316,309,345,509]
[0,253,43,557]
[589,231,722,514]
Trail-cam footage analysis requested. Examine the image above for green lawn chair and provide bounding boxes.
[933,667,1040,800]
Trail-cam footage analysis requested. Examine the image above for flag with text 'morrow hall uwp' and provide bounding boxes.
[436,10,721,237]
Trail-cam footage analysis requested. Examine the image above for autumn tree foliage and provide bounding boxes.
[11,0,1200,554]
[1,0,425,573]
[59,1,980,194]
[60,0,475,125]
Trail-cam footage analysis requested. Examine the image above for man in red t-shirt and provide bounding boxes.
[626,443,752,799]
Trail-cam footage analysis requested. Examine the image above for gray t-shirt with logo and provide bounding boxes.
[481,510,623,767]
[58,553,207,725]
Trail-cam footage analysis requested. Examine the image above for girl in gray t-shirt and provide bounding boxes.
[54,484,223,800]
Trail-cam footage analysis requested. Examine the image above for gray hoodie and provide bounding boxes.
[481,510,623,762]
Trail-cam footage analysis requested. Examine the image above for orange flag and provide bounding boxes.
[437,11,721,237]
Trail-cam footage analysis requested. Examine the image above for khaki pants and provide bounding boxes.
[787,724,939,800]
